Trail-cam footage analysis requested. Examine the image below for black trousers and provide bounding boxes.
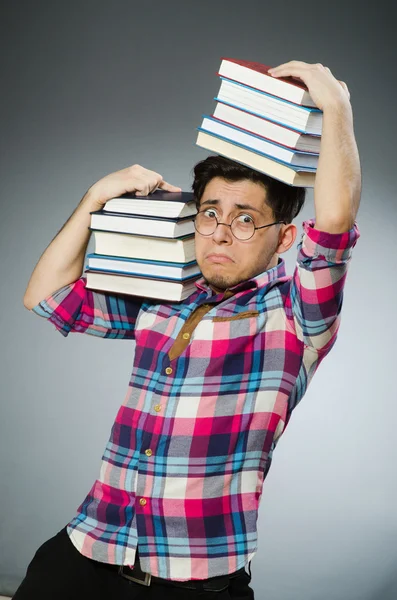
[12,527,255,599]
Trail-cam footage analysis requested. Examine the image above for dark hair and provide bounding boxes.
[191,155,306,224]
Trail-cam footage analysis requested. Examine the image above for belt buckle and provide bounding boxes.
[118,565,152,586]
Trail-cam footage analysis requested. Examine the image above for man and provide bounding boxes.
[17,61,361,599]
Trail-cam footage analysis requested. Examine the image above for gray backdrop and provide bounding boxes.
[1,1,395,598]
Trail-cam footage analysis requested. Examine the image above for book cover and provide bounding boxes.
[220,57,309,92]
[218,57,317,108]
[200,115,319,169]
[85,269,200,283]
[90,210,195,223]
[111,190,195,203]
[218,77,321,113]
[85,270,199,301]
[89,228,195,240]
[196,130,316,187]
[90,230,196,263]
[86,253,198,268]
[212,102,321,154]
[196,128,317,171]
[85,266,200,282]
[86,253,200,280]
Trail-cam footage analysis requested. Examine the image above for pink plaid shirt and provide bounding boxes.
[32,219,360,580]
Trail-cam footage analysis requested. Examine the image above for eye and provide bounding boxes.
[203,208,218,219]
[235,213,254,225]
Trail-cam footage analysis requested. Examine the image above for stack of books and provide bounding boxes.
[196,57,323,187]
[85,190,200,301]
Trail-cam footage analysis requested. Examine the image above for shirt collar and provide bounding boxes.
[195,258,287,298]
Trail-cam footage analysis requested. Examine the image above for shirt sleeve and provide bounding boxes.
[284,218,360,352]
[31,276,142,339]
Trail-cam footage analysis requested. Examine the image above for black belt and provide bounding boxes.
[113,548,248,591]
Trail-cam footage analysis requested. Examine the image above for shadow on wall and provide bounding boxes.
[369,573,397,600]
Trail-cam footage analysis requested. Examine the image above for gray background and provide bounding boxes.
[1,1,395,598]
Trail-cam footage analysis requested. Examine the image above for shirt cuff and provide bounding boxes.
[31,277,87,337]
[299,218,360,264]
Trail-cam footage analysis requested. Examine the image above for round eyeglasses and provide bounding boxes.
[194,209,285,241]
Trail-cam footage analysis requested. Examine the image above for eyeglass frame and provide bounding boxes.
[193,209,286,241]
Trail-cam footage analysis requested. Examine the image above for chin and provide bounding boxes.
[203,268,241,291]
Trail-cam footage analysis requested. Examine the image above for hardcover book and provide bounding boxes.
[90,211,195,238]
[103,190,197,219]
[218,57,317,108]
[196,130,316,187]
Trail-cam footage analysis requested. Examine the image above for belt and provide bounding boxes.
[115,548,248,591]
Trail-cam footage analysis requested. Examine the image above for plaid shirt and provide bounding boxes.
[32,219,360,581]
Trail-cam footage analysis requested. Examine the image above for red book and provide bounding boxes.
[218,57,317,108]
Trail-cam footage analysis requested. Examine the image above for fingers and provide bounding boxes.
[338,80,350,99]
[135,180,181,195]
[123,164,181,196]
[158,180,182,192]
[269,62,350,99]
[269,60,310,72]
[133,174,162,196]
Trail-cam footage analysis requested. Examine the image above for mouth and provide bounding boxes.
[205,254,234,264]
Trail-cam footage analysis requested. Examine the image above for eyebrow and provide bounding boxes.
[200,198,263,214]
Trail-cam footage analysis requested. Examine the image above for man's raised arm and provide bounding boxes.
[268,61,361,233]
[23,164,181,309]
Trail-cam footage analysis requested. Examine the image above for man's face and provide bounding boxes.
[194,177,285,291]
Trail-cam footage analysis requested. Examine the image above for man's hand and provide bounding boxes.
[86,164,182,211]
[23,164,181,309]
[268,61,350,113]
[269,61,361,232]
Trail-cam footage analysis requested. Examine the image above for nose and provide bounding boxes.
[212,221,233,244]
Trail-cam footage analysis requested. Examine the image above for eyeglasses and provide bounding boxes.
[194,209,285,241]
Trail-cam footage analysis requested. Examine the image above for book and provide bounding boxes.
[213,101,321,153]
[86,253,200,280]
[90,230,196,263]
[218,57,317,108]
[199,116,319,169]
[216,78,322,135]
[103,190,197,219]
[90,211,195,238]
[196,130,316,187]
[91,230,196,262]
[85,270,199,301]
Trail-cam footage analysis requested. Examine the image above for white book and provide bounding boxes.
[213,102,321,153]
[218,58,317,108]
[91,230,196,263]
[86,254,200,280]
[216,78,323,135]
[200,116,319,168]
[103,190,197,219]
[85,271,199,301]
[196,130,316,187]
[90,211,195,238]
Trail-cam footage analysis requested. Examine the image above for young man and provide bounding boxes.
[17,61,361,599]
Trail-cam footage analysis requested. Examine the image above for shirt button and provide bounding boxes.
[139,498,147,506]
[145,449,153,457]
[165,367,173,375]
[154,404,162,412]
[182,332,190,340]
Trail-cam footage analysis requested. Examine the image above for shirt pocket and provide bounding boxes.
[212,310,259,322]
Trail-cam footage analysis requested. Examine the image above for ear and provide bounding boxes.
[276,223,297,255]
